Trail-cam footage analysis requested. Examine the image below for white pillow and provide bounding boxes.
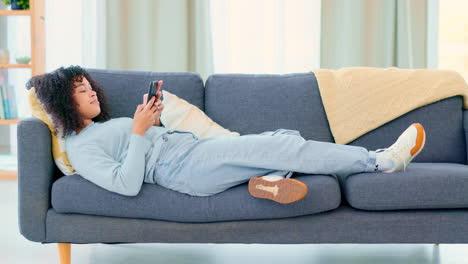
[160,90,240,139]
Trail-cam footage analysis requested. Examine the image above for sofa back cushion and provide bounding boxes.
[86,68,205,118]
[349,96,466,164]
[205,73,334,142]
[205,73,466,163]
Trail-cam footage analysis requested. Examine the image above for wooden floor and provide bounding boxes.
[2,180,467,264]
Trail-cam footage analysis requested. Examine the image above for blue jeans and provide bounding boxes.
[153,129,377,196]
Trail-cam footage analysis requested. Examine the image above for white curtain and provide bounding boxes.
[210,0,321,74]
[321,0,433,69]
[48,0,321,77]
[82,0,107,69]
[93,0,214,81]
[47,0,214,81]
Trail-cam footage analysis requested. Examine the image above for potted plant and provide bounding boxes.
[1,0,29,10]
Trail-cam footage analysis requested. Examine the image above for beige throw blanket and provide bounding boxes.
[312,67,468,144]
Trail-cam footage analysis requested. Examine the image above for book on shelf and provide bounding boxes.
[8,83,17,119]
[0,84,18,120]
[0,73,5,119]
[0,83,5,119]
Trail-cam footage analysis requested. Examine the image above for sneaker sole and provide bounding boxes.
[408,123,426,164]
[248,177,308,204]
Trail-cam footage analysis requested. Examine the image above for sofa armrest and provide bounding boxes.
[17,117,55,242]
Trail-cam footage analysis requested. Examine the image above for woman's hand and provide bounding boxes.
[143,80,165,126]
[132,96,158,136]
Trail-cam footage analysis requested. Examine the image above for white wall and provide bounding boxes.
[45,0,84,71]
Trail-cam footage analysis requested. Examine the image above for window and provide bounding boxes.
[438,0,468,81]
[210,0,321,74]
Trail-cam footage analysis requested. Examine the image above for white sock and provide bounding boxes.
[261,175,285,181]
[375,150,394,172]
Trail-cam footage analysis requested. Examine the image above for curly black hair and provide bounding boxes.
[26,65,111,139]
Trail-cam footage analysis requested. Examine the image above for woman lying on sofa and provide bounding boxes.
[26,65,426,204]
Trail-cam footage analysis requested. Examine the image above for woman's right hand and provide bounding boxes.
[132,96,158,136]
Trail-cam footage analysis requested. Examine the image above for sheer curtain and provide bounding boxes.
[210,0,321,74]
[46,0,214,80]
[47,0,321,78]
[93,0,214,81]
[321,0,432,69]
[82,0,107,69]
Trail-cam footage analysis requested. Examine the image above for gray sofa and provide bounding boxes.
[18,69,468,262]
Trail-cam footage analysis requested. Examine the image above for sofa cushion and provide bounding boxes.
[343,162,468,210]
[51,173,341,223]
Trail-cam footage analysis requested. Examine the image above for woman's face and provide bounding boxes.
[72,76,101,125]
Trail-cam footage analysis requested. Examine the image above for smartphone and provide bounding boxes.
[147,80,163,103]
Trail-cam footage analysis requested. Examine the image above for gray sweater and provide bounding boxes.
[66,117,169,196]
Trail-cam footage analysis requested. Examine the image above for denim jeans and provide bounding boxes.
[153,129,377,196]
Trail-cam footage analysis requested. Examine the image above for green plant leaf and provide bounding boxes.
[1,0,12,6]
[2,0,29,9]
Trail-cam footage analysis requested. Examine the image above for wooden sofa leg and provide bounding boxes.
[58,243,71,264]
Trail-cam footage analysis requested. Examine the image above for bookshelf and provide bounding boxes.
[0,0,45,180]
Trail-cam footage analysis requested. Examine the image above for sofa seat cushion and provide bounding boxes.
[344,162,468,210]
[51,173,341,223]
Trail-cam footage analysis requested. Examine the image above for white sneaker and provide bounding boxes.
[375,123,426,173]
